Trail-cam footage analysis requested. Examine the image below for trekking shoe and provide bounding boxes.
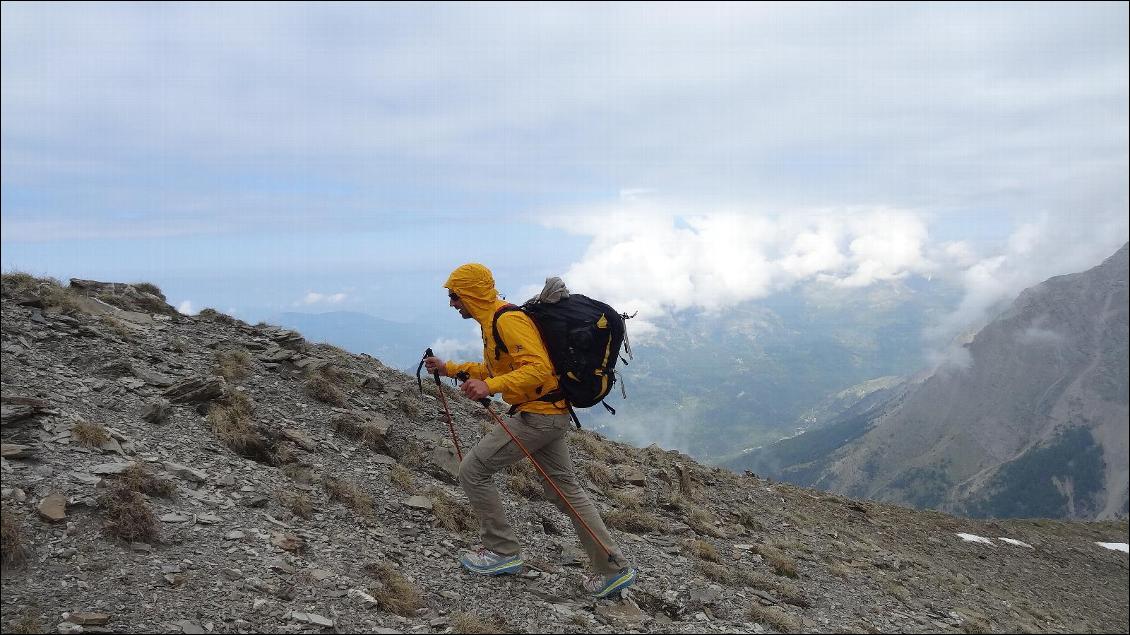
[583,567,638,598]
[459,547,524,575]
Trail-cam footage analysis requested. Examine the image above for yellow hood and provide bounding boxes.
[444,263,506,325]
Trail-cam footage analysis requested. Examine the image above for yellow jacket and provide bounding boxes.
[442,264,566,415]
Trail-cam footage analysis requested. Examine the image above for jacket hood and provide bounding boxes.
[444,263,505,324]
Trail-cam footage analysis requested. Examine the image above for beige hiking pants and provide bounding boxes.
[458,411,628,575]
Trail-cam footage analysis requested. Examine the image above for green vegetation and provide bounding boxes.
[965,427,1104,518]
[887,462,953,509]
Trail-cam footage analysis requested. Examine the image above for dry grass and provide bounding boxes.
[215,348,253,381]
[198,307,238,324]
[395,391,421,418]
[686,539,721,562]
[585,462,614,489]
[829,562,853,579]
[425,487,477,534]
[72,420,110,447]
[7,609,43,634]
[697,561,732,584]
[390,464,417,494]
[133,281,164,297]
[100,315,137,341]
[883,580,912,605]
[752,543,799,578]
[306,366,347,406]
[171,337,188,354]
[128,282,169,313]
[279,491,313,519]
[1,272,83,313]
[452,612,510,634]
[330,414,390,452]
[119,463,176,498]
[748,603,801,633]
[323,477,373,518]
[98,486,159,542]
[605,508,661,534]
[282,464,315,484]
[207,390,271,460]
[367,562,425,617]
[737,508,765,532]
[686,507,725,538]
[1,505,28,569]
[571,431,610,461]
[505,460,543,500]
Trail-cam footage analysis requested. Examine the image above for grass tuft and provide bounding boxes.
[306,366,347,406]
[323,477,373,518]
[366,562,425,617]
[748,604,801,633]
[1,505,29,568]
[425,487,478,534]
[119,463,176,498]
[97,486,158,543]
[215,348,253,381]
[72,420,111,447]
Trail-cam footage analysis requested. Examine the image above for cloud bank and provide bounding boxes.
[537,198,1127,356]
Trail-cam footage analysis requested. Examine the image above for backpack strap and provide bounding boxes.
[491,304,521,360]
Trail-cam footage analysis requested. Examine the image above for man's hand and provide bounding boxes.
[460,378,490,401]
[423,356,446,376]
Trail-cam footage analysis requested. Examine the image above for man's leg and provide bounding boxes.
[527,414,629,576]
[458,411,565,558]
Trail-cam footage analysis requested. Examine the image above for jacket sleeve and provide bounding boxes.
[483,312,556,397]
[443,359,490,381]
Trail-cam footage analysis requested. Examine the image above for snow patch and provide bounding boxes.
[998,537,1033,549]
[956,532,994,545]
[1095,542,1128,553]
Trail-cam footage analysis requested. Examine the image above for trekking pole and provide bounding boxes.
[475,398,617,564]
[417,348,464,460]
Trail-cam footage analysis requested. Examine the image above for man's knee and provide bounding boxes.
[458,450,490,487]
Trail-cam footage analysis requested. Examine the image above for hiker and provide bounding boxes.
[423,263,637,598]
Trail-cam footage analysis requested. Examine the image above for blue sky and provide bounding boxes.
[3,2,1127,345]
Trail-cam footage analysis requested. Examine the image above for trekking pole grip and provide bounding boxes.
[424,347,443,385]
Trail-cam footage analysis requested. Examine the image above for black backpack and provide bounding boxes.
[491,293,632,426]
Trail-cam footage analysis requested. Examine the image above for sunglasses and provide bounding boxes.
[448,291,459,301]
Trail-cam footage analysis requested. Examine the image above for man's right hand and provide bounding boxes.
[423,356,446,376]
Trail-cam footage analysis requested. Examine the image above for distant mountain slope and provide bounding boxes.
[732,243,1129,520]
[587,277,958,460]
[268,311,438,372]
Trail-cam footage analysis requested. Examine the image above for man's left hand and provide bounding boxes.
[460,378,490,400]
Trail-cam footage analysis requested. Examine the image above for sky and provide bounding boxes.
[3,2,1127,352]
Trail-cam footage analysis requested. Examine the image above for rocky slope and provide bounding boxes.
[731,243,1129,521]
[2,275,1127,634]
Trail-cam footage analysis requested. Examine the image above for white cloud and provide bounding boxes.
[1017,325,1066,346]
[542,201,936,336]
[430,322,484,363]
[302,292,347,305]
[925,211,1128,364]
[176,300,194,315]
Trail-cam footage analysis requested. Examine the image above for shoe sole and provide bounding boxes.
[592,569,637,598]
[460,557,524,576]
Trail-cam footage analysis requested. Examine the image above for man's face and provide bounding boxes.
[449,290,472,319]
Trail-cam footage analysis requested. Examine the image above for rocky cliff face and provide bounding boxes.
[734,243,1129,521]
[2,275,1127,634]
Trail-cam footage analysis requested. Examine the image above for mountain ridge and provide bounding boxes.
[731,243,1129,521]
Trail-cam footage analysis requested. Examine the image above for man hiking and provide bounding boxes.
[423,263,637,598]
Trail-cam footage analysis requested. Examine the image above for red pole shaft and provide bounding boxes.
[481,403,616,563]
[435,385,463,460]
